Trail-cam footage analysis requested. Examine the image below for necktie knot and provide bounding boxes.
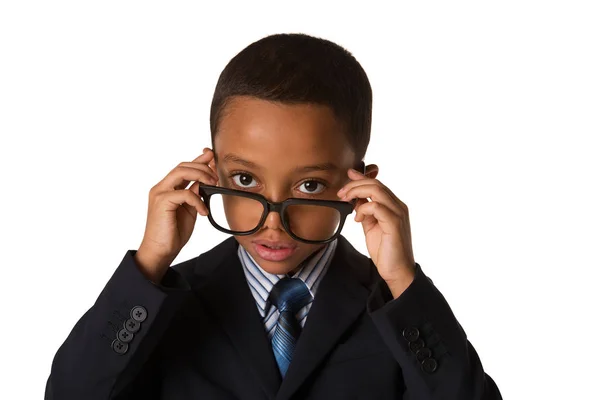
[268,277,313,314]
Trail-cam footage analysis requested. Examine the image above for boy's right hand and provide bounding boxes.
[134,148,218,283]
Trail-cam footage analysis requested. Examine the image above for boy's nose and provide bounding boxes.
[263,210,285,231]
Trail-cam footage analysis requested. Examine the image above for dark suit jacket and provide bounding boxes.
[45,235,502,399]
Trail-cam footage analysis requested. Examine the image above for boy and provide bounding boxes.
[45,33,502,399]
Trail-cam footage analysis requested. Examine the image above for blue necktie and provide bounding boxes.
[268,277,313,378]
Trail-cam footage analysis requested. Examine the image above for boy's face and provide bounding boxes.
[212,96,356,275]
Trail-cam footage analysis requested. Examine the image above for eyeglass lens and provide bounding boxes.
[208,193,342,242]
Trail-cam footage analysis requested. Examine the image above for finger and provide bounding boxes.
[158,187,208,216]
[337,168,375,195]
[341,183,403,215]
[339,179,406,212]
[337,177,376,199]
[348,169,404,205]
[174,162,219,189]
[181,181,206,217]
[192,148,214,162]
[183,149,218,188]
[187,180,201,197]
[352,197,369,211]
[192,149,216,175]
[157,165,218,192]
[354,201,402,234]
[340,168,385,192]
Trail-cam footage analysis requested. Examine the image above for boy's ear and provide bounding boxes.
[354,161,378,179]
[207,148,216,171]
[357,161,366,175]
[364,163,379,179]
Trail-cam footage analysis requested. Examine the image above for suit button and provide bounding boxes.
[111,339,129,355]
[131,306,147,322]
[409,338,425,353]
[402,327,420,342]
[416,347,432,361]
[421,357,438,373]
[124,318,141,333]
[118,328,134,343]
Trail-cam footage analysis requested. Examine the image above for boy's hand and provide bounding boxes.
[135,148,218,283]
[337,168,416,299]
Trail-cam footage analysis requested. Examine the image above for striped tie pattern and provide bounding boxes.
[267,277,313,378]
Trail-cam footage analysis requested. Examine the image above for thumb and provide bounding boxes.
[353,197,368,211]
[189,180,201,196]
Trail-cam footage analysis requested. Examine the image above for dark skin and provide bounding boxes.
[211,96,359,275]
[136,95,415,297]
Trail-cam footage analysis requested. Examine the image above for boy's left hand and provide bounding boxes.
[337,167,416,299]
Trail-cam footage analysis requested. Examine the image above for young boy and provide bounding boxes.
[45,33,502,399]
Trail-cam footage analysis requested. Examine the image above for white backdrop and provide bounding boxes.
[1,1,598,398]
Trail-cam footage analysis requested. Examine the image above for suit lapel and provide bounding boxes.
[275,236,374,400]
[192,237,281,399]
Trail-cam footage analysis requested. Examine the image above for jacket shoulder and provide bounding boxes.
[170,236,239,282]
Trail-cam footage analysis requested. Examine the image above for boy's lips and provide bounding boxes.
[252,239,298,262]
[252,239,297,249]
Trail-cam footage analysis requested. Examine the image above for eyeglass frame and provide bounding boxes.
[197,162,365,245]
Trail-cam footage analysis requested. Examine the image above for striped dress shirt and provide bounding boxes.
[237,239,338,340]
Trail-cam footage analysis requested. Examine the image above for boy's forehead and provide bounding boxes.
[214,96,355,169]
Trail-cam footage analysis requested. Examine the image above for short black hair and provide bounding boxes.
[209,33,372,164]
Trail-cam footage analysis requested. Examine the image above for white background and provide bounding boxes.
[1,1,598,398]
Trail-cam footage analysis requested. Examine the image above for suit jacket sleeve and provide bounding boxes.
[45,250,191,400]
[367,262,503,399]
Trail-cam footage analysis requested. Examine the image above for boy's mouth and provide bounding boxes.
[262,244,288,249]
[253,239,296,249]
[252,239,298,262]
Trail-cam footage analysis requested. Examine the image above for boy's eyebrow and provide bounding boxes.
[294,163,339,173]
[222,153,261,169]
[222,153,339,173]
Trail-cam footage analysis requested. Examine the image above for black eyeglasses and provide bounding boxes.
[197,163,364,244]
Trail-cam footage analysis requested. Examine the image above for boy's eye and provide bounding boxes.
[232,173,258,188]
[298,180,326,195]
